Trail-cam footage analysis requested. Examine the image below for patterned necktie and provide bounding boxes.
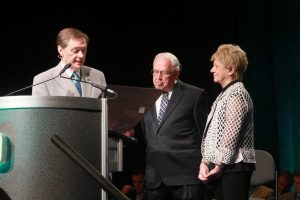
[158,92,169,124]
[71,72,82,96]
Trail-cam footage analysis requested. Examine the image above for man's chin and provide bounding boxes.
[73,63,82,69]
[154,86,164,91]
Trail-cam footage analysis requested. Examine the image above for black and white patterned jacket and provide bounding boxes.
[201,81,255,165]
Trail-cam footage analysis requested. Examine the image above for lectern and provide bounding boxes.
[0,96,121,200]
[0,86,161,200]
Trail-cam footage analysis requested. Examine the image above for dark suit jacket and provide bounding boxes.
[32,63,106,98]
[140,80,208,188]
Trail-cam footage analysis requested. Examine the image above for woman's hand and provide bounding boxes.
[208,165,223,177]
[198,163,210,181]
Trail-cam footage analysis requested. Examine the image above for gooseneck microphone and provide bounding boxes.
[3,63,72,96]
[60,74,117,98]
[59,63,73,75]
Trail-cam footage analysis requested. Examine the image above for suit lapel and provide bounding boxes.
[54,64,80,96]
[81,66,92,97]
[151,104,159,125]
[158,81,185,126]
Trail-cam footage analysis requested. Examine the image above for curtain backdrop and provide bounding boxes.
[241,0,300,172]
[271,0,300,172]
[209,0,300,172]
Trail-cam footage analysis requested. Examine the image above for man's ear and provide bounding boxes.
[57,45,63,56]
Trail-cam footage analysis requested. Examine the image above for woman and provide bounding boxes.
[198,44,256,200]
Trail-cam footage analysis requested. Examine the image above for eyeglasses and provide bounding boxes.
[151,70,175,78]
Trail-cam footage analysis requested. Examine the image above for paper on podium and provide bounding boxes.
[107,84,162,133]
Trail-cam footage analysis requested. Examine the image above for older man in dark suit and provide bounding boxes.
[134,52,208,200]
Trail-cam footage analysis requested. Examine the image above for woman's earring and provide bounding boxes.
[58,55,62,59]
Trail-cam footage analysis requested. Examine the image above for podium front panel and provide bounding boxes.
[0,96,103,200]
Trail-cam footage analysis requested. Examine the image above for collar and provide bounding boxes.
[66,68,81,79]
[222,80,240,92]
[60,62,81,78]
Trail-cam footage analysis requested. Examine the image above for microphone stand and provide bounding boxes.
[4,75,61,96]
[3,63,72,97]
[51,134,130,200]
[60,75,117,99]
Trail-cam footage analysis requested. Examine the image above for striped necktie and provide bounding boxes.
[158,92,169,124]
[71,72,82,96]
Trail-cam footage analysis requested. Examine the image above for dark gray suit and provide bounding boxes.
[140,80,208,190]
[32,63,106,98]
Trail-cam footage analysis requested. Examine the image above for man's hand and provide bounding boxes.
[122,129,135,137]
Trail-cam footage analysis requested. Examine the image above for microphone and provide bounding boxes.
[60,74,117,98]
[59,63,72,75]
[90,83,117,96]
[3,63,72,96]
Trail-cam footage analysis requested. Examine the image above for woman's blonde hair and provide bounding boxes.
[211,44,248,80]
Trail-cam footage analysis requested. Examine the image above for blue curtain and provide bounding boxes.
[221,0,300,172]
[272,0,300,172]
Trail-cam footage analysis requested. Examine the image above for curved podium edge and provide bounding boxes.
[0,96,102,111]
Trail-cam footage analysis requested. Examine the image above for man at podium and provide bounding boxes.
[127,52,209,200]
[32,27,107,98]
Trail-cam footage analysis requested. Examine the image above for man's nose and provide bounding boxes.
[77,51,84,57]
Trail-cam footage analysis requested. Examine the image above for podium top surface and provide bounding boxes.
[0,95,101,111]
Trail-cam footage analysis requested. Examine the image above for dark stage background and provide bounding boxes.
[1,0,299,187]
